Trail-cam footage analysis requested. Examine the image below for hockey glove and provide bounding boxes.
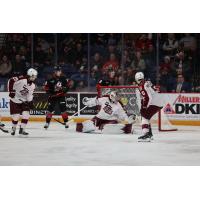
[82,97,89,106]
[9,91,15,98]
[127,114,137,124]
[62,86,68,93]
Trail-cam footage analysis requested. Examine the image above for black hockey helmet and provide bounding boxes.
[54,65,62,72]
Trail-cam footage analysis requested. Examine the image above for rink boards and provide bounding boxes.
[0,92,200,126]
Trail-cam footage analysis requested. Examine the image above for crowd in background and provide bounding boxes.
[0,33,199,92]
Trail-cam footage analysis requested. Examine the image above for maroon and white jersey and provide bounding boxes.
[138,80,163,108]
[8,75,36,104]
[85,96,129,121]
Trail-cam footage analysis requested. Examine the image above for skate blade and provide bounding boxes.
[138,138,151,142]
[18,133,29,137]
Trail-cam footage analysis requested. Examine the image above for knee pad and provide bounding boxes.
[22,111,30,120]
[46,111,53,118]
[141,117,149,125]
[61,112,68,119]
[12,114,20,121]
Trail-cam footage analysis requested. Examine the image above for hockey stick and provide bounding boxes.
[0,126,9,133]
[52,117,65,125]
[52,105,88,126]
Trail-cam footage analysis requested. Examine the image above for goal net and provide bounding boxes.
[98,85,177,132]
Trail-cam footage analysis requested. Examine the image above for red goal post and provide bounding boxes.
[97,85,177,132]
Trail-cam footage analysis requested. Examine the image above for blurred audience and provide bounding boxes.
[180,33,196,52]
[102,53,119,72]
[0,33,199,92]
[162,33,179,57]
[131,51,146,72]
[11,54,26,75]
[0,55,12,77]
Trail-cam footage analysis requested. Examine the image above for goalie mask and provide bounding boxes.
[109,91,119,103]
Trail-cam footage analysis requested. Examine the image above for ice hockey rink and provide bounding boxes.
[0,121,200,166]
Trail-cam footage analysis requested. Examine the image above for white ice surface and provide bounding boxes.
[0,122,200,165]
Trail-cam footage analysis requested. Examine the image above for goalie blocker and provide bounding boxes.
[76,92,134,134]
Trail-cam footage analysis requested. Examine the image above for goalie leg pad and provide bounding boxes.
[122,124,133,134]
[82,120,95,133]
[92,116,118,130]
[76,120,95,133]
[76,123,83,132]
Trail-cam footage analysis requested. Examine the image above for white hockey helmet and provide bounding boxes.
[135,72,144,84]
[109,91,118,103]
[27,68,38,81]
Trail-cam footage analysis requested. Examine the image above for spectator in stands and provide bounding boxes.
[73,42,85,65]
[107,33,118,46]
[90,52,103,71]
[159,66,176,92]
[131,51,146,72]
[124,67,135,85]
[180,33,196,52]
[89,67,101,87]
[34,45,46,64]
[0,55,12,77]
[159,56,172,74]
[123,50,132,68]
[108,70,119,85]
[162,33,179,57]
[11,54,26,75]
[105,44,120,59]
[171,74,192,92]
[135,34,153,54]
[45,47,55,65]
[171,51,192,79]
[37,37,50,53]
[102,53,119,72]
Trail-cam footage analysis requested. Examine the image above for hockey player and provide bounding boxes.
[7,68,38,135]
[135,72,164,141]
[76,91,134,134]
[43,65,71,129]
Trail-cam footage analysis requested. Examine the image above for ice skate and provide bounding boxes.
[0,122,5,127]
[11,127,16,136]
[64,123,69,129]
[44,123,50,129]
[138,132,152,142]
[19,127,29,135]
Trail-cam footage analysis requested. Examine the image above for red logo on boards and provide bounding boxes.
[163,103,175,114]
